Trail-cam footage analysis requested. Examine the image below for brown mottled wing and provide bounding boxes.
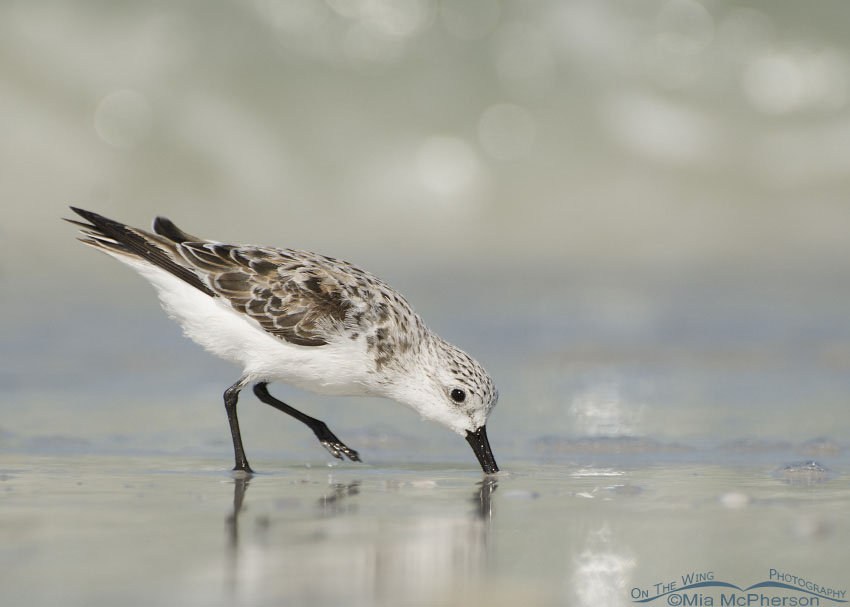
[177,242,354,347]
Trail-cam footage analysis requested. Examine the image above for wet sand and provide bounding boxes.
[2,452,847,607]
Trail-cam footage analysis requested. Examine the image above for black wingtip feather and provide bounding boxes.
[67,206,216,297]
[69,206,106,225]
[64,218,92,228]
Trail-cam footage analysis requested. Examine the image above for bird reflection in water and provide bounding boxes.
[473,476,498,520]
[226,475,497,544]
[225,475,251,551]
[223,473,499,603]
[318,481,361,516]
[224,474,251,600]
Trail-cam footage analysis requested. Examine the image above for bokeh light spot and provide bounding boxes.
[94,89,153,149]
[743,49,848,115]
[360,0,433,39]
[416,136,482,199]
[603,93,716,166]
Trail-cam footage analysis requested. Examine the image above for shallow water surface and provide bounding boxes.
[3,270,850,606]
[2,453,847,607]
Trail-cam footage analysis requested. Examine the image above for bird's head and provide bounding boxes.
[387,336,499,474]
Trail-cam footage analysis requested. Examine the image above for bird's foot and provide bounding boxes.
[312,420,361,462]
[320,439,362,462]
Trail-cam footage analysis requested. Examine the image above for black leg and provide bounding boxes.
[224,377,254,474]
[253,382,361,462]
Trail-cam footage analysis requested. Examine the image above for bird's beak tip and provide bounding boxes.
[465,426,499,474]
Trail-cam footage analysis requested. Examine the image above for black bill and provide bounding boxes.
[465,426,499,474]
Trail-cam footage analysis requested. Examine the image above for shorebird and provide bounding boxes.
[67,208,499,474]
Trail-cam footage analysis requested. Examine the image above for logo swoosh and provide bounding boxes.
[633,582,743,603]
[746,581,848,603]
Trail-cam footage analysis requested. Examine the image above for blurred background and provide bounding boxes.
[2,0,850,460]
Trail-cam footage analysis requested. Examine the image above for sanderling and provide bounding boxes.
[67,207,499,474]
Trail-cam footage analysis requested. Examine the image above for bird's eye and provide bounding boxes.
[450,388,466,403]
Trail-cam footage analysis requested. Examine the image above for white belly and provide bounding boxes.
[116,256,376,397]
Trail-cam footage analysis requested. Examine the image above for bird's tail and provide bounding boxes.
[66,207,214,296]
